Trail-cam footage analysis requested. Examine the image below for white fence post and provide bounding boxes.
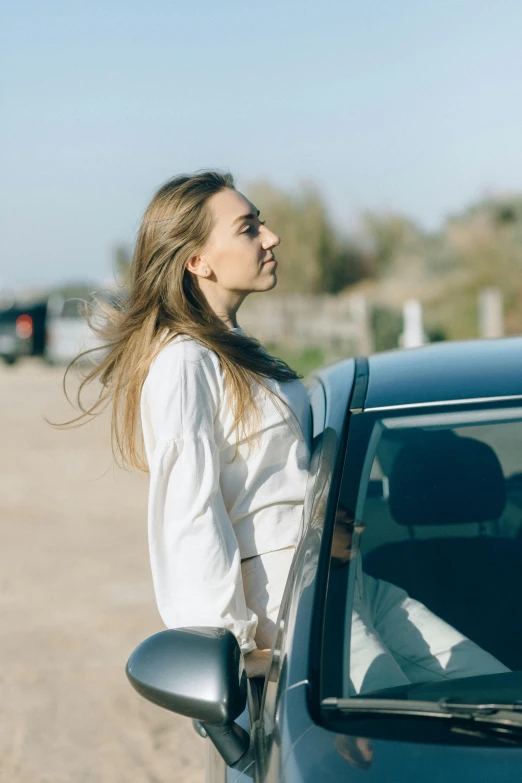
[478,287,504,338]
[399,299,426,349]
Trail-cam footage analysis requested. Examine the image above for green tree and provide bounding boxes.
[361,211,423,277]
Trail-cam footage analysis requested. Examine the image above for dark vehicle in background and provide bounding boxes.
[0,302,47,364]
[126,336,522,782]
[0,291,113,367]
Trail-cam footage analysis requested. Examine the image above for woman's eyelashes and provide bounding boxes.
[242,220,266,237]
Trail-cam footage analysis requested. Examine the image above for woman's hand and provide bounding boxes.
[243,648,271,678]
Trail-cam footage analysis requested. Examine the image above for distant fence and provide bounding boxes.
[239,287,505,358]
[239,293,373,357]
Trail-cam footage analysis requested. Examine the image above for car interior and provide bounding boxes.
[360,425,522,672]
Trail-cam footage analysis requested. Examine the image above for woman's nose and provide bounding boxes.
[262,227,280,249]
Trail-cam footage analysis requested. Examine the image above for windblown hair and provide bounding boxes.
[64,170,302,471]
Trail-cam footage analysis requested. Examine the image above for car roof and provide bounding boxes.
[365,336,522,411]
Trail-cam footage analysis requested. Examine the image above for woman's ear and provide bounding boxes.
[186,254,209,279]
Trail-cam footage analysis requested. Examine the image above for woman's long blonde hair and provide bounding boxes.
[65,170,302,471]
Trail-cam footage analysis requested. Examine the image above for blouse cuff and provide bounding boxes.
[239,638,258,655]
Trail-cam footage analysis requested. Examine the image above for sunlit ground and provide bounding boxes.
[0,358,204,783]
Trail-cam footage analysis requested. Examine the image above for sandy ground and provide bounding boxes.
[0,360,204,783]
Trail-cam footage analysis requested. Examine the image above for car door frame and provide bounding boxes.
[254,367,357,780]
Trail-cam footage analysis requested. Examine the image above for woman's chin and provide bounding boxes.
[248,270,278,294]
[264,271,278,291]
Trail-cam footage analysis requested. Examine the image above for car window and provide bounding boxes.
[362,418,522,559]
[60,299,85,319]
[321,406,522,721]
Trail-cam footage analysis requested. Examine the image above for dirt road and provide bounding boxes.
[0,360,204,783]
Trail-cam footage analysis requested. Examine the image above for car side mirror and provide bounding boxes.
[126,627,251,768]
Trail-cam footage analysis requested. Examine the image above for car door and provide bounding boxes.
[253,382,340,781]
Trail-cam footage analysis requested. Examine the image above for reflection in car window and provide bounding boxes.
[326,410,522,704]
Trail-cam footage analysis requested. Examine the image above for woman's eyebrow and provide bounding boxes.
[232,208,260,226]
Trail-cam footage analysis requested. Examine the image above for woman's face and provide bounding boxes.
[199,188,280,293]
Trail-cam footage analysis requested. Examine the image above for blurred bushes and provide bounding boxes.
[371,305,403,353]
[357,195,522,342]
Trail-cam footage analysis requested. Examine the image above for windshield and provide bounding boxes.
[321,404,522,724]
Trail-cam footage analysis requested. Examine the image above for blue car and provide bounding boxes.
[127,336,522,781]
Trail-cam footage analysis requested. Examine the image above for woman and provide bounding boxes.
[73,170,311,679]
[69,169,507,689]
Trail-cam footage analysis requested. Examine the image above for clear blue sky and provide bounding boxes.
[2,0,521,289]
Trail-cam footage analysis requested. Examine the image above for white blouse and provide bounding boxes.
[140,326,312,653]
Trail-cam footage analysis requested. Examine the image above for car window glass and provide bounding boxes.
[324,409,522,711]
[361,416,522,560]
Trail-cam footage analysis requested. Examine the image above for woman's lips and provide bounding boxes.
[263,258,277,265]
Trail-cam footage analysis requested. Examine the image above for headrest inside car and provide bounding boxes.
[388,432,506,526]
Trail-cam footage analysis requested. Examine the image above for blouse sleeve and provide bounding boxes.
[143,342,258,654]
